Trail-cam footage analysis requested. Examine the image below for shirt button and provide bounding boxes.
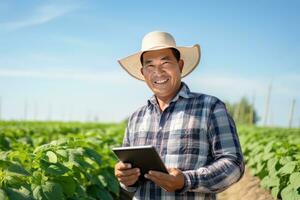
[159,126,162,130]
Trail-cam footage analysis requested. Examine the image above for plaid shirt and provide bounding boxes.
[122,82,244,200]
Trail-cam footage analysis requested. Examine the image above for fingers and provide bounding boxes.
[145,169,185,192]
[116,167,140,178]
[117,169,140,186]
[115,161,131,170]
[114,161,140,187]
[146,170,169,179]
[114,161,132,177]
[145,171,173,191]
[119,173,140,186]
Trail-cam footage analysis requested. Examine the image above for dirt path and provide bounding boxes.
[217,168,276,200]
[120,167,276,200]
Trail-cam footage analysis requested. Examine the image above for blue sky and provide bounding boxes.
[0,0,299,127]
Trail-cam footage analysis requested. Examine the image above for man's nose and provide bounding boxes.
[153,64,164,74]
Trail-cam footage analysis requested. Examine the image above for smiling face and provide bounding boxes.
[141,48,184,103]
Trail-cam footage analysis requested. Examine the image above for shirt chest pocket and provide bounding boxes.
[131,120,152,145]
[132,131,150,146]
[166,128,208,155]
[165,128,210,169]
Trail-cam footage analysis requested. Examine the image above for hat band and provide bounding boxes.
[142,45,176,52]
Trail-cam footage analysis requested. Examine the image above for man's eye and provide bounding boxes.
[146,65,154,68]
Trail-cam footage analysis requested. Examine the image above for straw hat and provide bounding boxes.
[118,31,201,81]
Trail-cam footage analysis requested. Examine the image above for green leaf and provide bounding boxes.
[53,138,68,146]
[278,162,297,175]
[0,135,10,150]
[264,141,273,153]
[103,171,120,195]
[0,189,8,200]
[46,151,57,163]
[7,162,30,176]
[97,188,114,200]
[18,186,32,199]
[267,158,279,175]
[33,185,46,200]
[98,175,108,187]
[45,163,69,176]
[74,184,86,198]
[33,143,52,154]
[279,156,293,165]
[42,182,64,200]
[290,172,300,189]
[32,171,42,185]
[87,185,113,200]
[254,161,264,175]
[261,175,280,188]
[39,159,51,170]
[56,149,68,159]
[84,148,102,165]
[5,187,33,200]
[53,176,76,197]
[69,154,93,169]
[262,152,274,161]
[271,186,279,199]
[281,184,300,200]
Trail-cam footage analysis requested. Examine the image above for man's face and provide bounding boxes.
[141,48,184,102]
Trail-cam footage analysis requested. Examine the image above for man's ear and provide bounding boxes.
[179,59,184,73]
[140,67,144,76]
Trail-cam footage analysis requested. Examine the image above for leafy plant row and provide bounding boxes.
[238,126,300,200]
[0,121,125,200]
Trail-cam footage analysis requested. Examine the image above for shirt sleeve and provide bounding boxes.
[119,120,139,193]
[181,100,245,193]
[122,126,131,147]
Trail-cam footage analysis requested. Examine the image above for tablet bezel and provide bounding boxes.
[112,145,168,180]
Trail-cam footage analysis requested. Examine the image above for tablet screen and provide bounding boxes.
[113,145,168,180]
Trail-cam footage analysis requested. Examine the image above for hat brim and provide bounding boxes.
[118,44,201,81]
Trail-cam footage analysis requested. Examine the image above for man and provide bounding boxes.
[115,31,244,199]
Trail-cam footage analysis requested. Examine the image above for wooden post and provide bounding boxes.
[250,93,256,125]
[288,99,296,128]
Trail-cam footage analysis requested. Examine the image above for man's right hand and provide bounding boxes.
[114,161,140,187]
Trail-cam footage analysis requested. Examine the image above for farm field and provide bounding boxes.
[0,121,124,200]
[0,121,299,200]
[219,127,300,200]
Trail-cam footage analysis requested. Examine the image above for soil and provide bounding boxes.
[217,167,276,200]
[119,167,276,200]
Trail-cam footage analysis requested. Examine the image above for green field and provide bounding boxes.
[0,121,299,200]
[0,121,124,200]
[239,126,300,200]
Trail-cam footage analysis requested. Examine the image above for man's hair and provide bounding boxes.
[140,48,181,66]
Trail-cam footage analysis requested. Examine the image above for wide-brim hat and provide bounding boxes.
[118,31,201,81]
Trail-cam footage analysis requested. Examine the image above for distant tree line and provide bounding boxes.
[122,96,259,125]
[225,97,259,125]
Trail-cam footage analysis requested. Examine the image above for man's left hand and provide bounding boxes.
[144,168,185,192]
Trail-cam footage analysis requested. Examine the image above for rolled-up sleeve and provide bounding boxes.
[181,100,244,193]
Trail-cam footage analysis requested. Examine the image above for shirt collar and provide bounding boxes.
[147,82,194,107]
